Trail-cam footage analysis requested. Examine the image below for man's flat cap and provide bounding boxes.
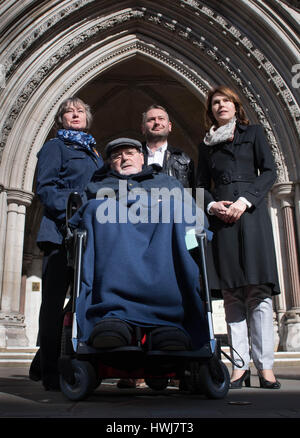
[105,138,143,157]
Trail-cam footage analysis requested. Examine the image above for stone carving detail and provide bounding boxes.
[1,3,297,183]
[4,0,95,77]
[6,188,34,207]
[178,0,299,136]
[0,312,25,324]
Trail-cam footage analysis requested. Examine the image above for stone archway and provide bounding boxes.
[0,0,299,349]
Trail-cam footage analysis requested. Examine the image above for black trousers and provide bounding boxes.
[33,243,72,388]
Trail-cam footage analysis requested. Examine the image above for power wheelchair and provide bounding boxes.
[58,192,230,401]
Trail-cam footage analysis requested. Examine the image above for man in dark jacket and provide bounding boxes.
[141,105,195,191]
[69,138,210,366]
[83,137,208,388]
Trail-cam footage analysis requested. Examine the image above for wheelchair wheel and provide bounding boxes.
[145,377,169,391]
[60,359,97,401]
[189,359,230,399]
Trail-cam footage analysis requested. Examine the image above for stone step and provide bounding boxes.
[0,347,299,365]
[0,347,38,364]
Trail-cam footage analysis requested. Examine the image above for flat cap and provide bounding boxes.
[105,137,143,158]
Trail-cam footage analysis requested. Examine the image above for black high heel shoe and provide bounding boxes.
[258,373,281,389]
[230,369,251,389]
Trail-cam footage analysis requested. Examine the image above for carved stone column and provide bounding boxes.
[273,182,300,351]
[0,188,33,347]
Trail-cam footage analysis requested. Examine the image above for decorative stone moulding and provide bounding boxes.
[0,2,297,185]
[6,188,34,207]
[273,182,295,208]
[177,0,300,132]
[3,0,96,77]
[0,312,25,324]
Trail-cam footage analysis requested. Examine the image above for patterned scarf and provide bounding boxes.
[203,116,236,146]
[57,129,97,152]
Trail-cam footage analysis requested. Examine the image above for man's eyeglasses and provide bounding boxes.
[110,149,140,162]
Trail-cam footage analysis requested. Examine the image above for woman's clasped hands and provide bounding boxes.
[210,199,247,223]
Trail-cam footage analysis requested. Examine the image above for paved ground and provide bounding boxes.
[0,363,299,433]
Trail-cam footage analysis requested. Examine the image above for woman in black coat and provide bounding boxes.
[197,85,280,389]
[29,97,103,390]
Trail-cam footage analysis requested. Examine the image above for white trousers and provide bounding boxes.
[222,285,275,370]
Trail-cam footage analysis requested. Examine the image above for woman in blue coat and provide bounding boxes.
[30,97,103,390]
[197,86,280,390]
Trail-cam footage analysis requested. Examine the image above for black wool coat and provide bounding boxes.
[196,123,280,295]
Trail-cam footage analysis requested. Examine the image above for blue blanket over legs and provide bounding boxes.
[69,198,210,350]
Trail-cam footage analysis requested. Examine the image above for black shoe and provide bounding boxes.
[148,326,191,351]
[89,318,133,349]
[258,374,281,389]
[29,368,41,382]
[230,370,251,389]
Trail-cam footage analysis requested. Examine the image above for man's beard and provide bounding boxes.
[145,130,168,142]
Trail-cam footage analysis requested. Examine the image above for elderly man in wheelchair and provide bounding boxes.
[59,138,229,400]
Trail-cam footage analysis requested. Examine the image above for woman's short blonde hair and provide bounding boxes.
[205,85,249,130]
[54,96,93,131]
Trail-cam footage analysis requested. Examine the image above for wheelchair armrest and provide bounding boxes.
[66,192,83,224]
[65,192,83,267]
